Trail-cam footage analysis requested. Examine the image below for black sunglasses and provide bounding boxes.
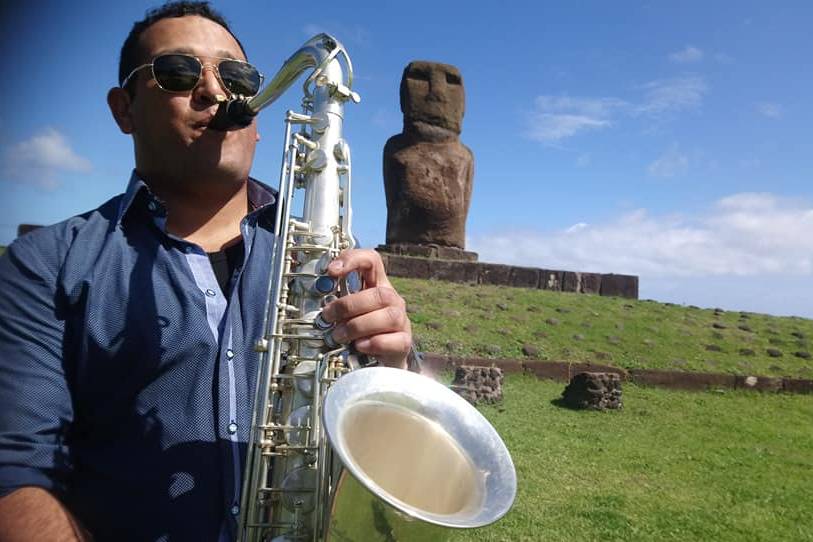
[121,53,263,97]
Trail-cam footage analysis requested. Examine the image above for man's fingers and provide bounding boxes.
[327,249,390,288]
[354,332,412,368]
[330,305,410,344]
[320,248,411,370]
[322,286,404,324]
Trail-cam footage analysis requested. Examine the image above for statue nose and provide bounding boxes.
[427,71,447,102]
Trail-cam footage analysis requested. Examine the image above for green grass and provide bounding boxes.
[449,374,813,542]
[392,277,813,379]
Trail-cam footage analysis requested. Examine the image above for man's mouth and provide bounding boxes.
[193,118,214,130]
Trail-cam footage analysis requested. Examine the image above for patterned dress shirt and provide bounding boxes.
[0,172,279,541]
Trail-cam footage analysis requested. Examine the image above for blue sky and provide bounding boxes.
[1,1,811,317]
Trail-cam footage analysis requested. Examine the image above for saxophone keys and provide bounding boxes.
[312,275,337,296]
[312,312,333,331]
[281,467,317,513]
[303,149,328,172]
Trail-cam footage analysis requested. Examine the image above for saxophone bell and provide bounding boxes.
[322,367,516,540]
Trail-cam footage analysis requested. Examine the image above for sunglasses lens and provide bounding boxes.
[152,55,201,91]
[219,60,262,96]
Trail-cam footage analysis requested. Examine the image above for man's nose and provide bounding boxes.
[193,64,228,105]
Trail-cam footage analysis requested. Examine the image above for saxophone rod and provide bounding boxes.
[209,33,347,131]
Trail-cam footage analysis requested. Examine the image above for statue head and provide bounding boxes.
[400,61,465,134]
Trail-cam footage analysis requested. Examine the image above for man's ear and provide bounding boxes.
[107,87,134,134]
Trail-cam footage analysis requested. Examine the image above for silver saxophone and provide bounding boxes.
[213,34,516,542]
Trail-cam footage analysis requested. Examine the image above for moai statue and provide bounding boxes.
[381,61,477,261]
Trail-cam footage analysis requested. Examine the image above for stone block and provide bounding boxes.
[561,372,623,410]
[450,365,504,405]
[562,271,580,293]
[377,243,478,262]
[782,379,813,394]
[478,263,512,285]
[734,375,783,392]
[540,270,563,291]
[436,245,479,261]
[383,255,431,279]
[430,260,479,283]
[509,266,541,289]
[600,273,639,299]
[580,273,602,294]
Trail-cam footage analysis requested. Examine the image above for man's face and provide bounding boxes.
[400,61,465,134]
[126,15,258,187]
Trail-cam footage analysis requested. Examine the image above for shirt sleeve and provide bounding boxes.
[0,236,73,497]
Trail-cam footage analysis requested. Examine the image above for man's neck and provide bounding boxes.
[143,175,250,252]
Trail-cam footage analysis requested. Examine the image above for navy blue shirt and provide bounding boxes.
[0,173,278,541]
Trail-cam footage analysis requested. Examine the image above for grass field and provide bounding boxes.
[392,277,813,379]
[449,374,813,542]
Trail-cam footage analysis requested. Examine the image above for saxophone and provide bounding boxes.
[213,34,516,542]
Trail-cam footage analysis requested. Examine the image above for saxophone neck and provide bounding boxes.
[210,34,356,131]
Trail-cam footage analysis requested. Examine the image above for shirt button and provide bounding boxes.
[231,505,240,516]
[226,349,235,359]
[205,289,216,297]
[147,201,157,212]
[228,422,238,434]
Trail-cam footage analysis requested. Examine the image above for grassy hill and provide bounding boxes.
[392,277,813,379]
[1,244,809,378]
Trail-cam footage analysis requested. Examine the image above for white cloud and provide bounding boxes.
[527,96,626,142]
[648,145,689,177]
[755,102,783,119]
[469,192,813,281]
[669,46,704,63]
[527,114,610,142]
[636,76,707,116]
[2,128,92,189]
[527,76,706,143]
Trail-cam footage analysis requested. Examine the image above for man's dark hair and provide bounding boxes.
[118,1,247,91]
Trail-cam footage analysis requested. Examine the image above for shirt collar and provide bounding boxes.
[246,177,277,212]
[115,170,277,225]
[115,171,150,225]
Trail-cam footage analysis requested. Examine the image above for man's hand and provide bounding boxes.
[320,249,412,369]
[0,487,93,542]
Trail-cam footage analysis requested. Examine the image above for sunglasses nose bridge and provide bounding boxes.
[196,62,230,99]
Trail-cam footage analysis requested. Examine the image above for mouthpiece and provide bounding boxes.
[209,97,256,131]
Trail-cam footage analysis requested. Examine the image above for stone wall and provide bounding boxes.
[377,252,639,299]
[422,354,813,394]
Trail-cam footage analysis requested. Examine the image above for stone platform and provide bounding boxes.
[377,251,639,299]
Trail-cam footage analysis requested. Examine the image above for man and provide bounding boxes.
[0,2,414,540]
